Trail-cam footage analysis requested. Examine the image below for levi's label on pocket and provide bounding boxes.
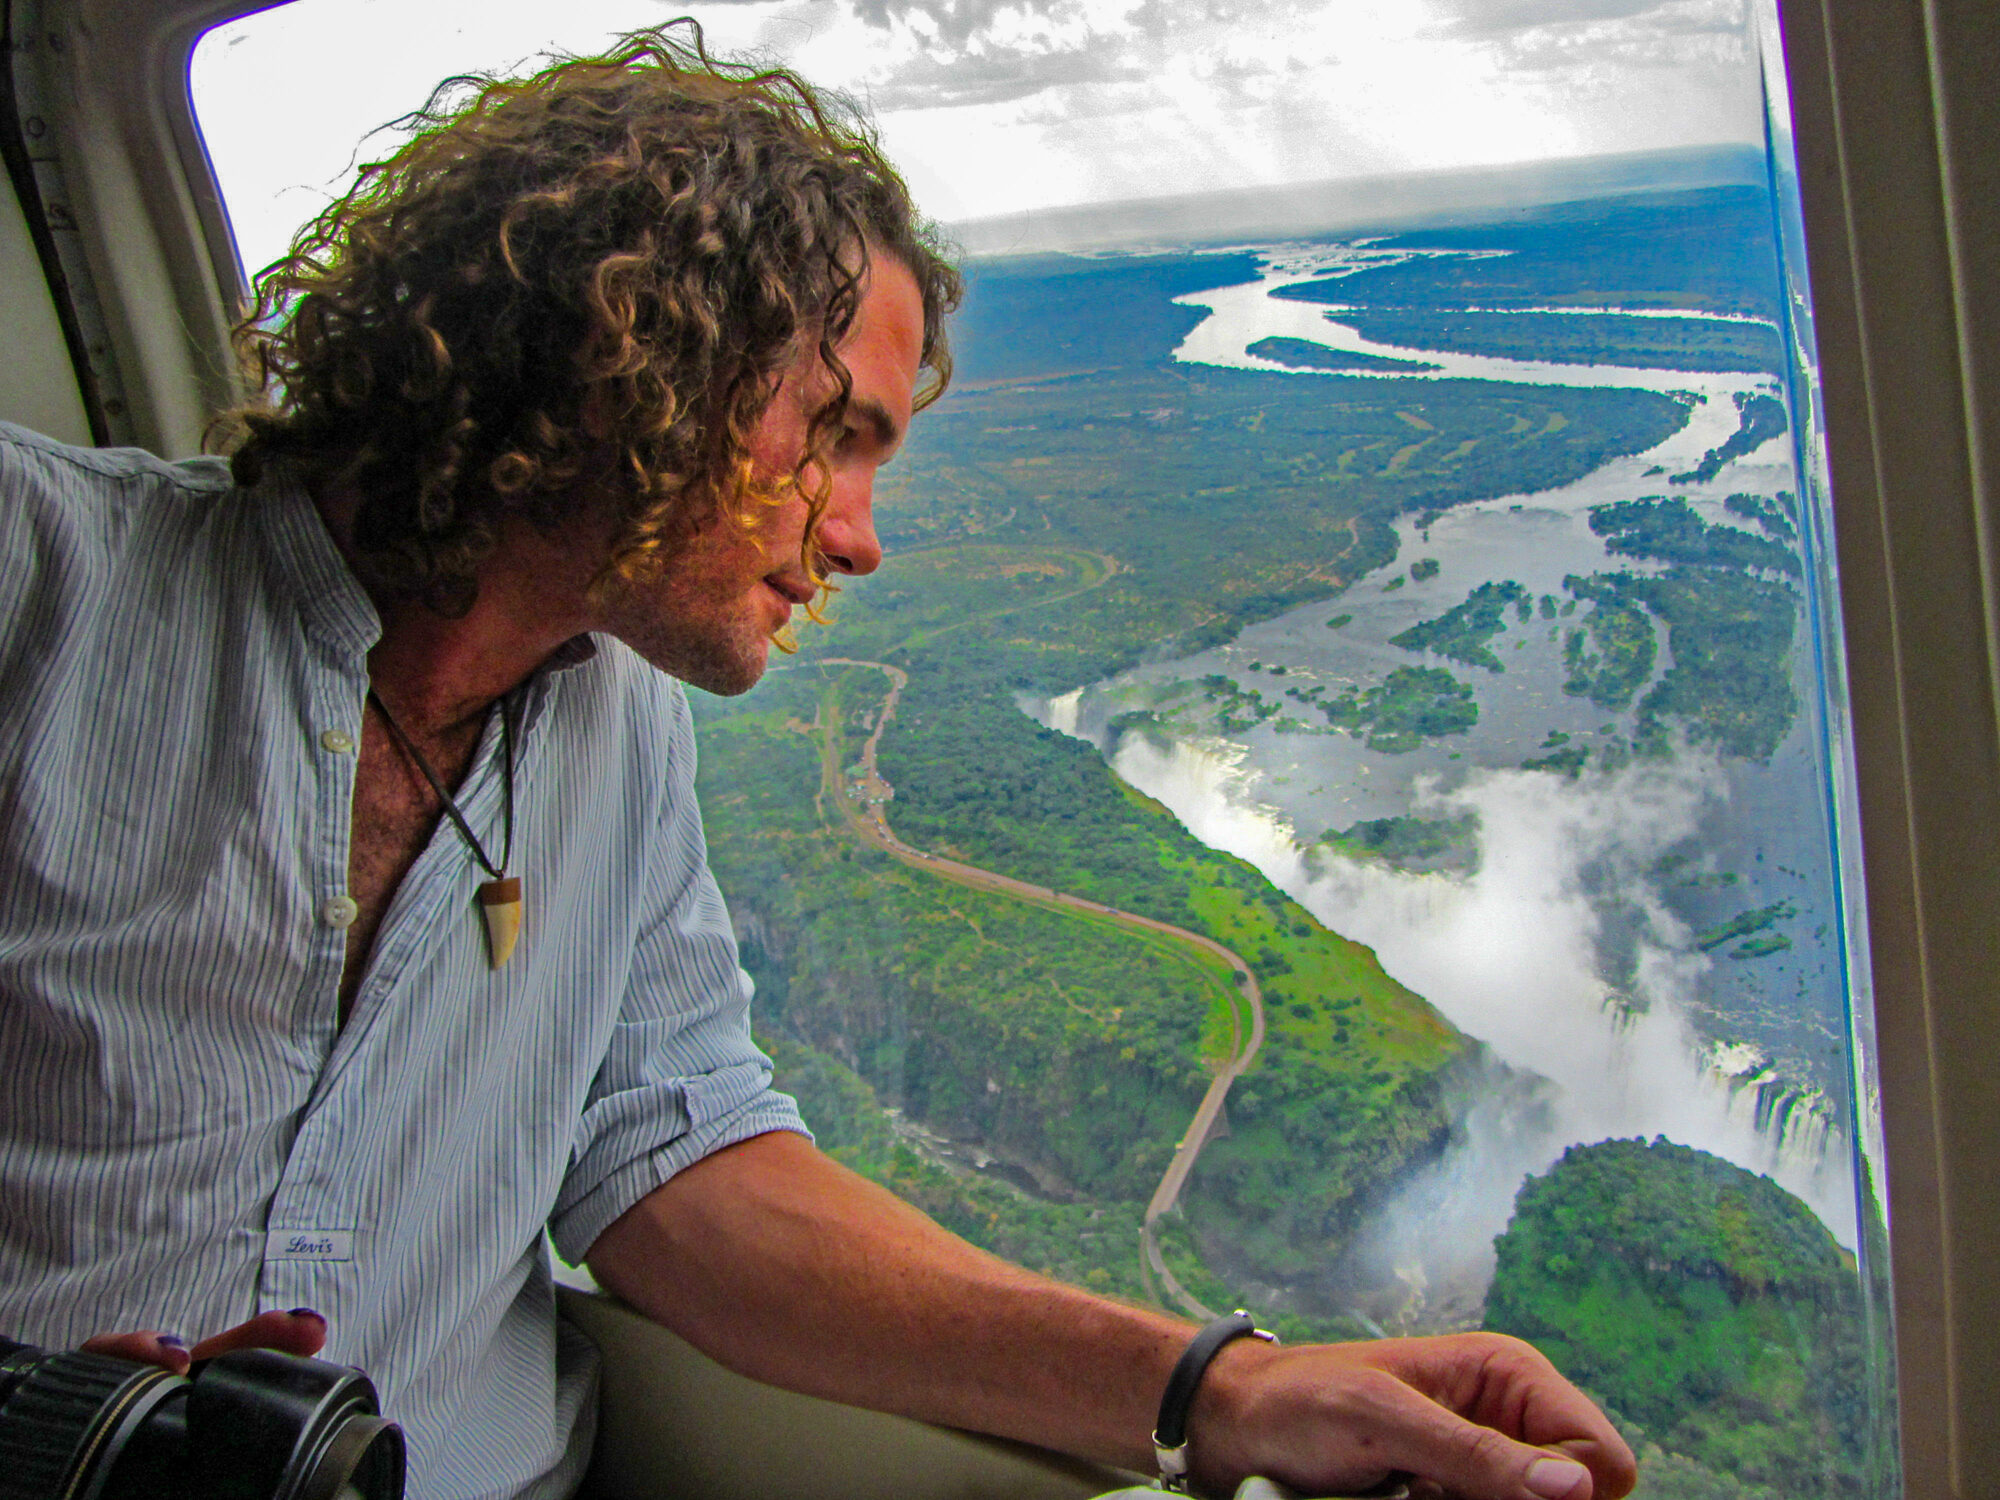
[266,1229,354,1262]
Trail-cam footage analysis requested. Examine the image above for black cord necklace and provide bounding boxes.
[368,689,523,968]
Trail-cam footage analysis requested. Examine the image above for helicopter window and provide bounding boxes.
[192,2,1900,1490]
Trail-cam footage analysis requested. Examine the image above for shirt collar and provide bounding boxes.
[257,466,382,662]
[544,635,599,673]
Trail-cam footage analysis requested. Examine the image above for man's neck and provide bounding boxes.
[314,483,597,736]
[364,602,569,733]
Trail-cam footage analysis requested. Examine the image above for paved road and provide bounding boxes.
[816,659,1267,1319]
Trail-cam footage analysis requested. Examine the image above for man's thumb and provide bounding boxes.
[1397,1409,1595,1500]
[1523,1455,1593,1500]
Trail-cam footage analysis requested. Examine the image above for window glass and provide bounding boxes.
[194,2,1898,1491]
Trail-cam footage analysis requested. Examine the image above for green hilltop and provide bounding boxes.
[1485,1138,1875,1500]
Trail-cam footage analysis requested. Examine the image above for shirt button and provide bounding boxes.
[319,729,356,753]
[321,895,360,929]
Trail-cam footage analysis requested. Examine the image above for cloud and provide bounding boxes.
[849,0,1334,117]
[854,0,1066,49]
[1424,0,1751,79]
[865,41,1144,109]
[1432,0,1685,34]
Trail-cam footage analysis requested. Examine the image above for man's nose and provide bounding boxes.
[816,480,883,577]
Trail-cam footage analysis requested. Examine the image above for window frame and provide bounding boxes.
[3,0,282,455]
[1777,2,2000,1492]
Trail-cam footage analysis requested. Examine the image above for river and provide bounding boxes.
[1031,244,1858,1323]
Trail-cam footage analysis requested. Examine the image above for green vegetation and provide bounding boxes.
[1563,577,1658,711]
[1325,309,1784,375]
[700,626,1472,1302]
[701,685,1208,1230]
[1672,393,1789,484]
[1321,813,1480,874]
[1695,901,1796,952]
[1246,335,1441,374]
[1591,496,1798,576]
[1557,564,1798,760]
[1318,666,1479,752]
[1730,933,1793,960]
[1391,580,1528,672]
[1199,673,1282,734]
[863,650,1475,1286]
[1522,745,1590,777]
[1551,489,1803,756]
[762,1032,1153,1301]
[1630,569,1799,759]
[1485,1138,1867,1500]
[1326,613,1354,630]
[1726,490,1796,540]
[1409,557,1440,581]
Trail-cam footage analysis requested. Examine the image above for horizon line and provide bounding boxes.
[945,142,1768,259]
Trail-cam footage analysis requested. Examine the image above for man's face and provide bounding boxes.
[589,255,925,694]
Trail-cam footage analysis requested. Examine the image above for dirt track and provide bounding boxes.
[817,658,1266,1318]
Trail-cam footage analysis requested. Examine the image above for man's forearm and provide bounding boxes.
[586,1128,1192,1473]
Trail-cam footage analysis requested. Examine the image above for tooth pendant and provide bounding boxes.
[478,876,523,968]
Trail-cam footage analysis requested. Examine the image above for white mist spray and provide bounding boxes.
[1106,731,1853,1327]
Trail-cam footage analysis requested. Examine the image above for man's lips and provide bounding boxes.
[765,574,817,607]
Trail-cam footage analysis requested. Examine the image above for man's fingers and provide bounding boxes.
[78,1309,328,1372]
[187,1308,328,1361]
[79,1331,192,1375]
[1277,1365,1603,1500]
[1366,1334,1636,1500]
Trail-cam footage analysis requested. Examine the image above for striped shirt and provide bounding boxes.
[0,423,809,1498]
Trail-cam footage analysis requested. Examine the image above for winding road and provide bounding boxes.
[816,657,1266,1318]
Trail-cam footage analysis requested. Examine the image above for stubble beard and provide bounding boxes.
[594,565,782,696]
[619,608,776,697]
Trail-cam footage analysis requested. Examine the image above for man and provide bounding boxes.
[0,26,1635,1500]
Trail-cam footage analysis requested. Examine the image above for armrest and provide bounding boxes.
[558,1286,1144,1500]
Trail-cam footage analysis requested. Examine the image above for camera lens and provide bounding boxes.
[0,1338,402,1500]
[188,1348,404,1500]
[0,1341,188,1499]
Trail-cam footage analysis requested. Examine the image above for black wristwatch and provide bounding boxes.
[1152,1309,1278,1492]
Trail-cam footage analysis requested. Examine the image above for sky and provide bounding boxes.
[192,0,1766,276]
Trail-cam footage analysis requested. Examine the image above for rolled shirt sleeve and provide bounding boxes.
[548,682,810,1266]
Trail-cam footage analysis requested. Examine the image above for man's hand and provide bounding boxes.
[1193,1332,1636,1500]
[79,1309,328,1377]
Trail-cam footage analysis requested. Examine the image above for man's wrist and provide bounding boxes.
[1176,1323,1285,1496]
[1154,1312,1272,1489]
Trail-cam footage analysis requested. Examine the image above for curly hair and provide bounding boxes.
[218,21,961,616]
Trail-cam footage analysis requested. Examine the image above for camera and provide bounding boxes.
[0,1336,403,1499]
